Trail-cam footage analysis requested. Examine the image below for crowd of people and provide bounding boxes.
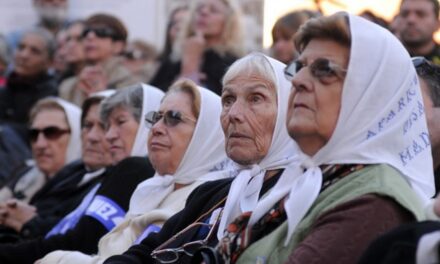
[0,0,440,263]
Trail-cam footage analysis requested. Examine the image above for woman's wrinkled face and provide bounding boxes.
[81,103,112,170]
[105,106,139,164]
[286,39,349,156]
[193,0,228,40]
[148,92,197,175]
[221,76,277,165]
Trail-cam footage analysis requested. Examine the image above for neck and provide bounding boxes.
[174,182,187,190]
[264,169,280,181]
[406,40,436,56]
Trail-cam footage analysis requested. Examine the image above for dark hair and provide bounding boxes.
[85,13,128,42]
[401,0,440,19]
[359,10,389,29]
[271,10,319,42]
[295,12,351,54]
[81,96,105,128]
[416,61,440,106]
[161,5,188,61]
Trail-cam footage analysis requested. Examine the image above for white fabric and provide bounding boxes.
[54,98,82,164]
[217,54,300,239]
[128,86,229,215]
[130,83,164,157]
[416,230,440,264]
[250,13,435,246]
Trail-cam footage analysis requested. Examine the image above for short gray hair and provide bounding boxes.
[21,28,56,59]
[222,52,277,89]
[100,84,143,127]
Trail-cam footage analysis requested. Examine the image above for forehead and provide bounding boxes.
[223,75,277,95]
[196,0,228,9]
[160,92,192,112]
[32,109,68,128]
[84,103,100,120]
[401,0,436,13]
[299,39,350,68]
[109,106,133,118]
[21,33,47,49]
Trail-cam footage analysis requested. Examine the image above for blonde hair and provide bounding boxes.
[171,0,245,61]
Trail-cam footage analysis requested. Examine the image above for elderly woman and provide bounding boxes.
[0,84,163,262]
[218,13,434,264]
[0,97,81,204]
[103,52,297,264]
[36,80,229,263]
[150,0,245,95]
[0,94,112,243]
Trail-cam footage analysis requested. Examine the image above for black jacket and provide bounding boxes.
[104,173,281,264]
[0,157,154,264]
[150,49,237,96]
[0,71,58,142]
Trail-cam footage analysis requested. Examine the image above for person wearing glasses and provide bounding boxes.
[0,83,163,262]
[211,13,433,264]
[59,13,138,107]
[102,51,298,264]
[0,93,113,244]
[35,80,230,263]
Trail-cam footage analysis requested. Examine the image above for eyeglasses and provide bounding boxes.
[284,58,347,83]
[412,56,431,68]
[151,217,220,263]
[145,110,196,128]
[81,26,118,40]
[29,126,70,143]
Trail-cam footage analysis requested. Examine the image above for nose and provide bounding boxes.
[291,67,312,93]
[105,124,118,142]
[33,133,48,148]
[227,100,246,123]
[87,124,103,143]
[150,118,166,136]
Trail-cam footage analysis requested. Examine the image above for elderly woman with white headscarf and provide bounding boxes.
[0,84,164,263]
[35,80,229,264]
[0,97,81,203]
[218,12,434,264]
[102,52,298,264]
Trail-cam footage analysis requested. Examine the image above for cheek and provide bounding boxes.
[316,89,342,138]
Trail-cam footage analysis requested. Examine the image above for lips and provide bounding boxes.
[228,132,250,140]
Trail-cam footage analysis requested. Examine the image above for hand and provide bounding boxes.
[77,65,108,96]
[2,199,37,232]
[181,30,206,77]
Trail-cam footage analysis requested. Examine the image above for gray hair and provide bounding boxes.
[100,84,144,127]
[21,27,56,59]
[222,52,277,88]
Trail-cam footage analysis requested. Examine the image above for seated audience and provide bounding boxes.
[0,83,164,263]
[150,0,245,95]
[38,80,230,263]
[218,12,433,264]
[0,93,111,243]
[0,28,58,142]
[59,14,138,106]
[104,51,298,263]
[122,39,158,84]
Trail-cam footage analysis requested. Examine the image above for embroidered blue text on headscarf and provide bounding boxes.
[45,184,101,238]
[84,195,126,231]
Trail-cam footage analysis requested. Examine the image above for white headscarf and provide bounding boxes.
[130,83,165,157]
[217,53,300,239]
[249,13,435,245]
[54,98,82,164]
[128,86,229,215]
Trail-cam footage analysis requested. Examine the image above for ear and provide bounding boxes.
[111,41,125,56]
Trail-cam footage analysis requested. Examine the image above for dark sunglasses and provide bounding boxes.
[412,56,431,68]
[29,126,70,143]
[81,27,117,40]
[145,110,196,128]
[284,58,347,83]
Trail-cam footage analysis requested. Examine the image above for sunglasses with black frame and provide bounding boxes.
[81,26,120,40]
[29,126,71,143]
